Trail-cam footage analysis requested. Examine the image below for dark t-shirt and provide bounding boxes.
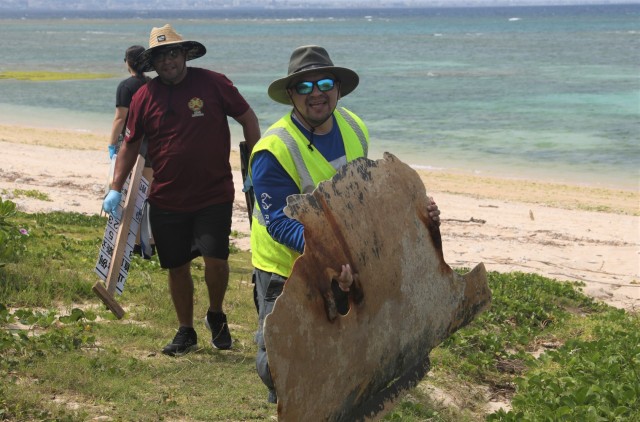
[116,76,147,108]
[116,75,151,166]
[124,67,250,212]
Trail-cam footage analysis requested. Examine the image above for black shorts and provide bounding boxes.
[149,202,232,269]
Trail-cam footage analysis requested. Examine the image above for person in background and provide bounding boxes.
[102,24,261,357]
[108,45,150,160]
[249,45,441,403]
[108,44,154,257]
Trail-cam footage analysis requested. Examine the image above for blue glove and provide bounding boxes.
[108,145,117,160]
[103,190,122,220]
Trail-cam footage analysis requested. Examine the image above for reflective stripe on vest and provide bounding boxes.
[250,107,368,277]
[336,107,368,157]
[252,107,368,226]
[265,126,316,194]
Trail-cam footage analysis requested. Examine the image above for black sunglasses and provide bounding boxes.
[292,78,337,95]
[152,48,184,62]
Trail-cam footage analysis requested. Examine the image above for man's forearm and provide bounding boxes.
[111,139,141,191]
[237,107,261,152]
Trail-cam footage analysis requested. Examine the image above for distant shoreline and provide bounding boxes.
[1,123,637,216]
[0,99,636,193]
[1,3,638,19]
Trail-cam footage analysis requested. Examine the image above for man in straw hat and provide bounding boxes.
[103,24,261,357]
[248,45,440,403]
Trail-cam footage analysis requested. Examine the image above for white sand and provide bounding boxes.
[1,124,638,311]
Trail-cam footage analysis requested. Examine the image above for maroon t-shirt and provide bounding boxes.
[125,68,250,212]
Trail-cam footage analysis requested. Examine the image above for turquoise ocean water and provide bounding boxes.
[0,5,638,190]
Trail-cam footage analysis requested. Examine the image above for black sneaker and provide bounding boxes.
[162,326,197,357]
[204,311,232,350]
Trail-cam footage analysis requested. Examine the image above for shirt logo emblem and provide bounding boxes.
[188,97,204,117]
[261,193,273,210]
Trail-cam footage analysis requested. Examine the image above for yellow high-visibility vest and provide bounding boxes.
[250,107,369,278]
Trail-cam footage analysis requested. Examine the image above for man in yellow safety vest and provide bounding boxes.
[249,45,440,403]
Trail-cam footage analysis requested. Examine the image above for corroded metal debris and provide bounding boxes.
[264,153,491,421]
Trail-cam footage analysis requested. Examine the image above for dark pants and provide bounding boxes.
[253,268,286,397]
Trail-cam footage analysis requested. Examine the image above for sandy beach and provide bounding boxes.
[1,124,638,311]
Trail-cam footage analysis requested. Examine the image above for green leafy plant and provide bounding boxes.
[488,310,640,421]
[0,197,29,266]
[1,210,639,421]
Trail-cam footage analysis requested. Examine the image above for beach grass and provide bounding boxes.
[3,189,52,202]
[1,207,638,421]
[0,71,113,81]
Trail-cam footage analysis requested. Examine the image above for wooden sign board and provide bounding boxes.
[93,155,148,319]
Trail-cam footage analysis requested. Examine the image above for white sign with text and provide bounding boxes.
[94,175,149,295]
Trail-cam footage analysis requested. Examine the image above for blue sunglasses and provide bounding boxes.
[292,78,337,95]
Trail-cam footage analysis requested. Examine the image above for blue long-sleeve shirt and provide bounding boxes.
[251,115,346,254]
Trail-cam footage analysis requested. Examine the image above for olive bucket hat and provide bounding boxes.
[137,24,206,73]
[268,45,359,105]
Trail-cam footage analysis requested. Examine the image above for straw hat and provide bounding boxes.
[137,24,206,72]
[268,45,359,105]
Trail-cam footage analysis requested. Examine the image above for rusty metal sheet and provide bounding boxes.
[263,153,491,421]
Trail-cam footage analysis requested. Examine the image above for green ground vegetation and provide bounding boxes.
[0,71,113,81]
[1,199,638,421]
[2,189,52,202]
